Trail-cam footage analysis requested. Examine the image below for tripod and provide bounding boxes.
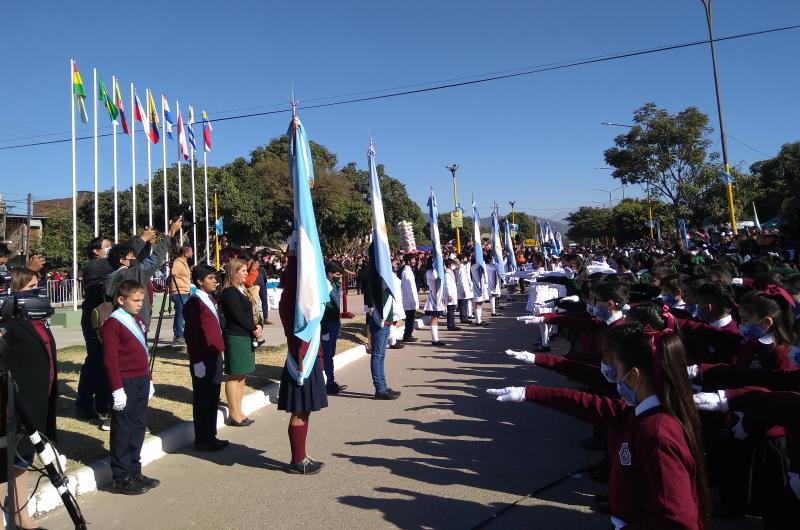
[0,340,87,529]
[149,273,185,374]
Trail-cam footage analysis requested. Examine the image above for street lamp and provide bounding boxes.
[447,164,461,253]
[508,201,516,224]
[592,186,623,209]
[699,0,737,234]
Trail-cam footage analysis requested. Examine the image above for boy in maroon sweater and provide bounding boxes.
[101,280,160,495]
[183,264,228,451]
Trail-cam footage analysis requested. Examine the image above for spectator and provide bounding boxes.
[169,244,193,344]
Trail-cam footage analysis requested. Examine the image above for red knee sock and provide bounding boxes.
[288,422,309,464]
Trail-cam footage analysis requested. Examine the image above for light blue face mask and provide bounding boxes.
[616,369,638,406]
[600,361,618,383]
[661,294,678,307]
[789,345,800,368]
[694,305,709,322]
[593,304,611,321]
[739,322,768,342]
[585,303,594,315]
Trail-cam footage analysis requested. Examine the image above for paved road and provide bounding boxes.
[39,300,759,529]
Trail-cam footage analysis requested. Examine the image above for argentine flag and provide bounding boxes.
[427,189,445,308]
[504,219,517,274]
[472,201,486,274]
[490,209,506,281]
[367,138,398,325]
[288,114,329,385]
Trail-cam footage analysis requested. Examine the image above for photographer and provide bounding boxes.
[105,219,182,332]
[1,268,58,529]
[169,244,193,343]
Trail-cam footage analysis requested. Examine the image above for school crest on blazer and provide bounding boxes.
[619,442,632,466]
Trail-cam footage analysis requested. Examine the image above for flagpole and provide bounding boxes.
[70,59,78,312]
[161,96,168,234]
[112,76,119,243]
[93,67,99,237]
[190,142,198,265]
[130,82,137,236]
[146,88,153,228]
[203,150,210,265]
[176,100,183,243]
[214,187,220,271]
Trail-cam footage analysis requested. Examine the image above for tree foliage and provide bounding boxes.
[565,207,613,242]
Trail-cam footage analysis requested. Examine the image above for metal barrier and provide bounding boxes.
[45,279,82,307]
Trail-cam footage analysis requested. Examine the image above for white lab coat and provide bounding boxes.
[444,268,458,306]
[400,265,419,311]
[392,274,405,321]
[456,263,474,300]
[486,262,501,296]
[424,269,446,312]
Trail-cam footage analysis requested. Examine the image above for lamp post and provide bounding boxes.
[213,186,220,271]
[447,164,461,253]
[508,201,516,225]
[699,0,737,234]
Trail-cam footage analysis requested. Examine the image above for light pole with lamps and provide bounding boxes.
[447,164,461,253]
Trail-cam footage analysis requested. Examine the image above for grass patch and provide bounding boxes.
[54,320,368,470]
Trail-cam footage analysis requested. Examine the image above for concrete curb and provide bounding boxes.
[31,343,368,516]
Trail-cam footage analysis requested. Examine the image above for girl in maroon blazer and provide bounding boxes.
[489,322,711,529]
[731,287,794,370]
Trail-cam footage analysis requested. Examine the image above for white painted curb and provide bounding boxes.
[31,344,368,517]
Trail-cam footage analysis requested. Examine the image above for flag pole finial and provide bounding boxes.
[290,83,298,117]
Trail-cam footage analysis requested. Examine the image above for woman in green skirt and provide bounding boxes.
[219,259,262,425]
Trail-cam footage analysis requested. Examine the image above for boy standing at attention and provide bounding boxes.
[102,280,160,495]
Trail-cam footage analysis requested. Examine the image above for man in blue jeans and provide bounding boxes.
[321,261,347,395]
[364,244,401,400]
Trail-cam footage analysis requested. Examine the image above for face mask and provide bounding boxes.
[449,265,456,270]
[740,322,768,342]
[593,304,611,321]
[789,345,800,368]
[616,369,639,407]
[103,247,111,257]
[694,305,709,322]
[661,294,678,307]
[600,361,617,383]
[585,303,594,315]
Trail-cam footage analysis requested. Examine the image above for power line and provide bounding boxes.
[1,23,799,152]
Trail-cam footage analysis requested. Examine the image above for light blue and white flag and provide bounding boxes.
[287,114,329,385]
[753,202,761,231]
[490,209,506,281]
[678,218,689,249]
[503,219,517,273]
[472,201,486,274]
[545,222,559,256]
[555,231,564,255]
[368,138,398,326]
[214,217,223,236]
[427,189,445,308]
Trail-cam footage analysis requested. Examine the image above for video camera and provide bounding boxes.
[0,269,10,291]
[0,288,55,323]
[173,202,194,229]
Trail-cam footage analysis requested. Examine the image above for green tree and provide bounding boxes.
[38,209,92,270]
[609,198,673,243]
[604,103,712,221]
[564,207,613,243]
[749,141,800,221]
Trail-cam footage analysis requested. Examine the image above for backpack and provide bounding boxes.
[92,302,114,342]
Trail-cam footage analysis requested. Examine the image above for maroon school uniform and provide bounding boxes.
[533,354,615,395]
[542,312,624,363]
[735,338,792,371]
[700,364,800,392]
[183,296,224,364]
[101,314,150,391]
[677,315,740,365]
[525,386,702,529]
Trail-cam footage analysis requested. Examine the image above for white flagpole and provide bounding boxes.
[112,76,119,243]
[203,150,210,265]
[93,67,99,237]
[190,142,198,265]
[130,82,137,236]
[162,95,168,234]
[146,88,153,228]
[70,59,78,311]
[176,100,183,243]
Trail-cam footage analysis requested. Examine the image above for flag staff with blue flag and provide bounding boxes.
[470,199,489,326]
[364,136,402,400]
[276,97,329,475]
[487,204,506,315]
[425,188,447,346]
[503,218,517,301]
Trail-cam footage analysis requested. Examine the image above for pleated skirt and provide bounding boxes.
[277,357,329,413]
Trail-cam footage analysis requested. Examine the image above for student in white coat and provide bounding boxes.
[456,255,474,323]
[443,258,461,331]
[470,252,489,327]
[400,254,419,342]
[423,256,447,346]
[388,270,405,350]
[485,254,502,316]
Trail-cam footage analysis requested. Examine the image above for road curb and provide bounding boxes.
[31,343,368,517]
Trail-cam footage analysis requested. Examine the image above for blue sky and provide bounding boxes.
[1,1,799,222]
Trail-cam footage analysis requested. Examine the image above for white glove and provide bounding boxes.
[789,472,800,501]
[112,388,127,411]
[561,295,579,302]
[486,387,526,402]
[149,381,155,400]
[731,277,744,285]
[731,411,748,440]
[610,515,627,530]
[692,391,728,412]
[193,362,206,379]
[524,316,545,324]
[687,365,699,379]
[505,349,536,365]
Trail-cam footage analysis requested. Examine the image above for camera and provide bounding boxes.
[0,288,54,323]
[173,202,194,229]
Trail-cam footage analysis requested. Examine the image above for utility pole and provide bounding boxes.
[447,164,461,253]
[24,193,32,261]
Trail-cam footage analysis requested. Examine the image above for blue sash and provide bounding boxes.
[109,308,149,360]
[192,290,219,323]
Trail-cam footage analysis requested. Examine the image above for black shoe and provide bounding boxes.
[131,472,160,488]
[225,417,253,427]
[446,326,462,331]
[491,313,502,316]
[459,319,470,324]
[389,342,405,349]
[326,383,348,395]
[534,344,551,352]
[194,439,228,451]
[110,478,150,495]
[286,456,324,475]
[402,336,418,343]
[431,341,447,346]
[75,407,98,420]
[374,388,401,400]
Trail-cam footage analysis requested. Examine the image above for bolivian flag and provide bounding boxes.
[72,61,88,123]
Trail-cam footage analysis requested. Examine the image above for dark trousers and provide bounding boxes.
[458,299,469,320]
[110,375,150,480]
[403,310,415,339]
[191,357,222,443]
[76,320,111,413]
[321,320,341,385]
[446,304,456,329]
